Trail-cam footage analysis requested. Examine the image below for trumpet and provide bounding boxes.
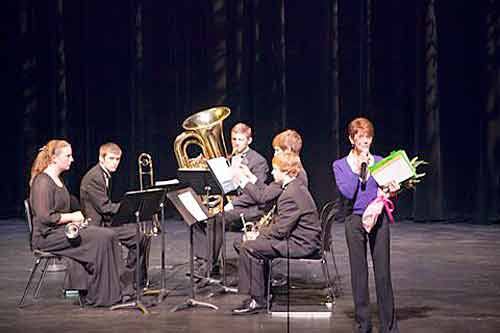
[65,218,90,240]
[241,205,276,242]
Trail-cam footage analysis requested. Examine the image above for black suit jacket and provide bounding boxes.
[80,164,120,226]
[243,178,321,256]
[231,148,269,208]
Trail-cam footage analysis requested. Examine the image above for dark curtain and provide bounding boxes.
[1,0,498,223]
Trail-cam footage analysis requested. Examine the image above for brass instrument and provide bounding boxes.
[174,106,231,214]
[174,106,231,169]
[137,152,160,236]
[241,205,276,242]
[138,153,154,191]
[65,218,90,240]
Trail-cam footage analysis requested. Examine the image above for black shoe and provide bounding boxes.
[232,298,265,315]
[271,277,287,288]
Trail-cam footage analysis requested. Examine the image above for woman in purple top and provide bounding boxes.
[332,118,399,333]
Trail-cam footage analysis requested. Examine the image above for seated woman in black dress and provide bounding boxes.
[29,139,124,307]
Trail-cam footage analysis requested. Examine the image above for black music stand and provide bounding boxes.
[109,188,166,314]
[178,167,237,293]
[142,179,182,303]
[167,187,219,312]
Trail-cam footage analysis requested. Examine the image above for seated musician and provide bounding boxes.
[193,122,269,275]
[232,151,321,315]
[233,129,308,207]
[80,142,147,289]
[29,139,125,306]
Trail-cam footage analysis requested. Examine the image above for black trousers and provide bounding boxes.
[345,214,399,333]
[238,236,315,301]
[193,206,264,266]
[109,224,148,288]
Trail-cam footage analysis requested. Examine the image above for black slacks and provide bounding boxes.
[238,236,315,301]
[345,214,399,333]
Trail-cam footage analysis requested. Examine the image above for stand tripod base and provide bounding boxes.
[110,300,150,314]
[142,288,170,303]
[171,298,218,312]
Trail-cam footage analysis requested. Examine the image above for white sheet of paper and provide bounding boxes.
[155,179,179,186]
[206,157,238,194]
[178,191,208,222]
[372,157,414,187]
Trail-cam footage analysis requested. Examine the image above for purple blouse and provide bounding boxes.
[332,155,382,215]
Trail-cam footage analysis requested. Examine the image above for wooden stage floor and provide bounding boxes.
[1,218,499,332]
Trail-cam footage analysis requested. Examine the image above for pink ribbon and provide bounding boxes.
[375,195,395,224]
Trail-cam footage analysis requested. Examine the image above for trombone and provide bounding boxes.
[137,153,160,237]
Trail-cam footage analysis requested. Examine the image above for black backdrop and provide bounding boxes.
[1,0,499,223]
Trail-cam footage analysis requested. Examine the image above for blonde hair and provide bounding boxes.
[231,123,252,139]
[272,129,302,154]
[347,117,374,139]
[30,139,71,186]
[272,151,302,177]
[99,142,122,159]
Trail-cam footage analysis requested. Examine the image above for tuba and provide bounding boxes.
[174,106,231,169]
[174,107,231,213]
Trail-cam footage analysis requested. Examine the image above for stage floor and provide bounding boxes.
[1,218,499,332]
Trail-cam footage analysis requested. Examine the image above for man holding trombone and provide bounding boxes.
[80,142,147,290]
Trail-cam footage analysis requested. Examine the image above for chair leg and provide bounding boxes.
[267,260,273,313]
[329,249,342,296]
[321,258,335,311]
[18,257,42,307]
[34,258,50,298]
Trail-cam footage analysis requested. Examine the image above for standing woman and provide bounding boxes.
[332,118,399,333]
[29,139,124,307]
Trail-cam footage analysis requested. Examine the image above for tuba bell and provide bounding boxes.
[174,106,231,169]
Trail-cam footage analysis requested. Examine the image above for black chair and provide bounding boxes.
[266,200,342,313]
[18,199,65,307]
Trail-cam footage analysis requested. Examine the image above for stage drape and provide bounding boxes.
[1,0,498,223]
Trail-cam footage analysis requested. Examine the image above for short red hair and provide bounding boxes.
[347,117,374,138]
[272,151,302,177]
[272,129,302,154]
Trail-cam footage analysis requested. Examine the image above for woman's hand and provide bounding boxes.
[382,181,400,197]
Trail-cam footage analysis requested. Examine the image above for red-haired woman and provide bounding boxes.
[332,118,400,333]
[29,139,124,307]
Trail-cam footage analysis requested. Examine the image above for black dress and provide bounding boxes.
[30,173,123,307]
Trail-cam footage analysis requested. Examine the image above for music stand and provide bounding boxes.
[109,188,166,314]
[206,157,238,290]
[167,187,218,312]
[142,179,182,303]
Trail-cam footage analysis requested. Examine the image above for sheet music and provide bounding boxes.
[178,191,208,222]
[155,179,179,186]
[206,157,238,194]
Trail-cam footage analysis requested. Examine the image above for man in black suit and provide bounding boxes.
[193,123,269,275]
[232,151,321,314]
[80,142,146,288]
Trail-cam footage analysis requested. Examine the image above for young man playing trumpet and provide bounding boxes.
[232,151,321,314]
[80,142,147,289]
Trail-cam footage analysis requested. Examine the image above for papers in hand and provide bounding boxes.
[369,150,416,187]
[206,157,238,194]
[178,191,208,222]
